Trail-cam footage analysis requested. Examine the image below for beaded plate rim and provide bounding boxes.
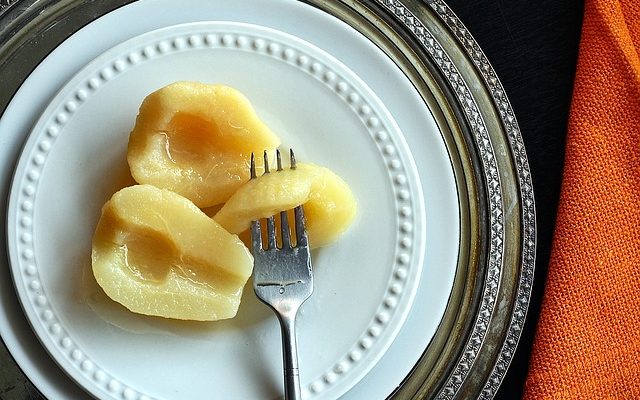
[373,1,536,398]
[5,21,426,400]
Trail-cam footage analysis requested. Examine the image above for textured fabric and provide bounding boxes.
[524,0,640,398]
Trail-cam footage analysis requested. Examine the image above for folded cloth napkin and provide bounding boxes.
[524,0,639,398]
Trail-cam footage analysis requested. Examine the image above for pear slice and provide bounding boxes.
[214,163,357,248]
[91,184,253,321]
[127,81,281,207]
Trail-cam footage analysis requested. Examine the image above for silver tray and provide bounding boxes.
[0,0,535,398]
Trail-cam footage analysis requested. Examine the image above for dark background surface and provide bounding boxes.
[444,1,584,399]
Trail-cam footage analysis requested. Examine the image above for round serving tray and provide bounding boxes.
[0,0,535,399]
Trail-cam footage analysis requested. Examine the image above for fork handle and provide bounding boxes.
[278,312,302,400]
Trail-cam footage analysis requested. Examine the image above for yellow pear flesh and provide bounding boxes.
[214,163,356,248]
[91,184,253,321]
[127,82,281,207]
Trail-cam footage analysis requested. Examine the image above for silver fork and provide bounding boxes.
[250,149,314,400]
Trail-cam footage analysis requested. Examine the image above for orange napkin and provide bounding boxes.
[523,0,640,398]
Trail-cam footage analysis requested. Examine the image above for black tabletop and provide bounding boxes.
[444,1,584,399]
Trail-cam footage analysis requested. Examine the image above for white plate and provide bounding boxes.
[8,21,427,400]
[1,1,459,399]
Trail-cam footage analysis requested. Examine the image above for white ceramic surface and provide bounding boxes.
[0,1,460,399]
[8,21,424,400]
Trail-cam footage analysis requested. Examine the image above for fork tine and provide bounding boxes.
[290,148,297,170]
[266,216,277,249]
[280,210,292,248]
[250,152,257,179]
[250,220,262,251]
[263,150,270,174]
[294,205,308,247]
[276,149,283,171]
